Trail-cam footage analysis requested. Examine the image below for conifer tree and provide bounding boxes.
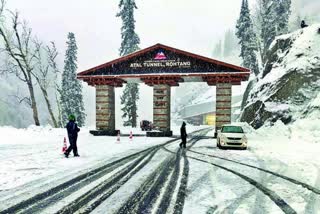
[117,0,140,127]
[261,0,277,56]
[223,30,238,57]
[275,0,291,35]
[120,84,139,127]
[60,32,86,126]
[260,0,291,63]
[212,40,222,58]
[236,0,259,76]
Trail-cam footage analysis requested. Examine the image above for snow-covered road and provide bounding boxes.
[185,143,320,214]
[1,124,320,213]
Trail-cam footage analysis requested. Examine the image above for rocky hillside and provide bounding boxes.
[240,24,320,128]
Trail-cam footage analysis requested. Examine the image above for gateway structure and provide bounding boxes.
[77,43,250,137]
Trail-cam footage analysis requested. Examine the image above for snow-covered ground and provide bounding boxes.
[0,126,166,192]
[0,124,209,192]
[1,121,320,213]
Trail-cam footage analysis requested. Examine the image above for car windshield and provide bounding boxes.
[221,126,244,133]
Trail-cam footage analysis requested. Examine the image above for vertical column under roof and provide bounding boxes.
[215,83,232,136]
[152,84,172,136]
[95,85,116,134]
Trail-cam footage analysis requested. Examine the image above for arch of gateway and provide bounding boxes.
[77,44,250,137]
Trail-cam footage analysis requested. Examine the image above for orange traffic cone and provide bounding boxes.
[62,137,67,153]
[116,131,120,143]
[129,131,133,142]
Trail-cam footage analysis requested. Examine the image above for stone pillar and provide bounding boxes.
[91,85,116,135]
[152,84,172,136]
[215,83,232,136]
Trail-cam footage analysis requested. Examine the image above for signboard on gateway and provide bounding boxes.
[129,51,191,69]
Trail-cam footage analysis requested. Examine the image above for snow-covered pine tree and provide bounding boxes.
[120,83,139,127]
[261,0,276,62]
[275,0,291,35]
[289,13,302,32]
[60,32,86,126]
[223,30,238,57]
[260,0,291,62]
[212,40,222,58]
[236,0,259,76]
[117,0,140,127]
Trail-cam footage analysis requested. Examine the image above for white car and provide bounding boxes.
[217,124,247,150]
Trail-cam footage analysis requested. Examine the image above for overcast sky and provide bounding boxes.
[7,0,245,71]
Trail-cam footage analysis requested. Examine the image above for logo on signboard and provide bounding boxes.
[154,51,167,60]
[129,50,191,68]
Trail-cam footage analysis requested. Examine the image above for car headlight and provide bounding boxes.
[220,134,227,145]
[241,135,247,145]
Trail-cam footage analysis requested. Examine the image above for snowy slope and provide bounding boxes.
[241,24,320,129]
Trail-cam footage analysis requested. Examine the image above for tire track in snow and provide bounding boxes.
[0,139,178,214]
[189,147,302,213]
[0,129,210,214]
[159,147,189,214]
[165,131,211,214]
[219,149,286,213]
[117,129,211,214]
[16,152,145,214]
[188,150,320,195]
[117,147,185,213]
[249,149,278,214]
[185,155,297,214]
[304,164,320,213]
[56,148,159,214]
[221,163,287,213]
[154,151,181,214]
[0,152,142,214]
[135,151,178,214]
[173,149,189,214]
[116,153,175,214]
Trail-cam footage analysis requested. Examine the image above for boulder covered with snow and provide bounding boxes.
[240,24,320,128]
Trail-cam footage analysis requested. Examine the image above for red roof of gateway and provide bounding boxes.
[78,43,250,76]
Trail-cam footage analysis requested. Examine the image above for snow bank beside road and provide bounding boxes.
[250,118,320,145]
[223,119,320,166]
[242,117,320,175]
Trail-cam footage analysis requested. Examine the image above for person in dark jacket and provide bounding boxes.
[64,114,80,158]
[301,20,308,28]
[179,122,187,148]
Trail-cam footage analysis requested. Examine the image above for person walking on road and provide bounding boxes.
[179,121,187,149]
[64,114,80,158]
